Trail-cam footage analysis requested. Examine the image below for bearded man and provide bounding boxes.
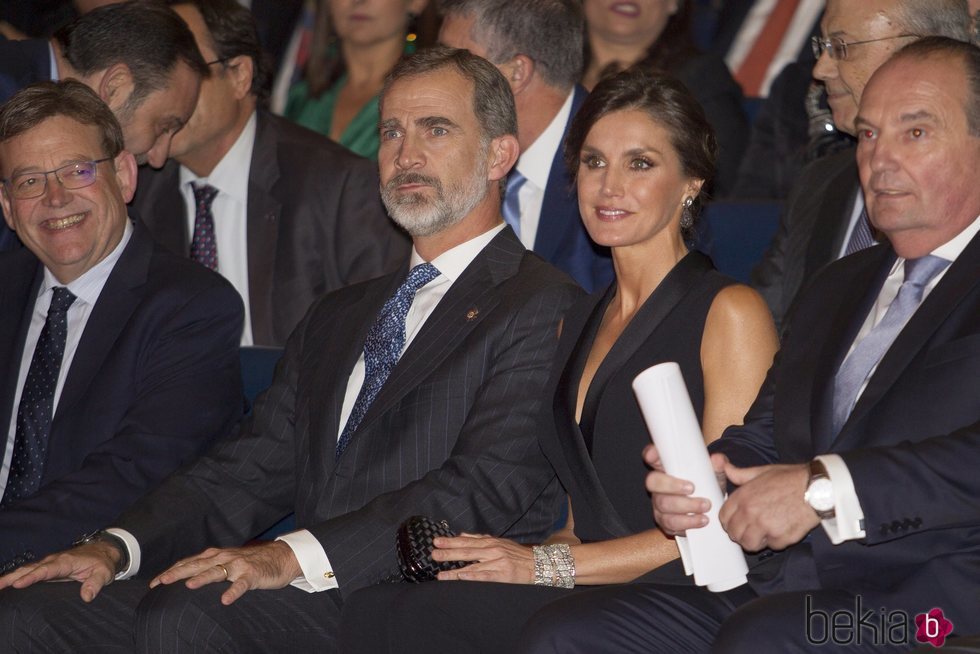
[0,47,582,653]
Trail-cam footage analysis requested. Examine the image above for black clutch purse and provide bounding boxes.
[396,515,466,582]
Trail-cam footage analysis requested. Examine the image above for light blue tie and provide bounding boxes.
[502,171,527,239]
[336,263,440,459]
[832,254,950,434]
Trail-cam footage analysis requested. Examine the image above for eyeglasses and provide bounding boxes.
[811,34,919,61]
[205,56,232,67]
[2,158,112,200]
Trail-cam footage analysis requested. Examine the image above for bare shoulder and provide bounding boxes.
[708,284,773,325]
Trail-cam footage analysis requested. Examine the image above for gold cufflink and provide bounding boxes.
[324,571,335,579]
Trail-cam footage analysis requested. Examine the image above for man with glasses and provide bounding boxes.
[0,80,243,574]
[751,0,970,331]
[0,0,212,253]
[132,0,408,347]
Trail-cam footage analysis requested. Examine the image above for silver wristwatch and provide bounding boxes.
[804,459,836,520]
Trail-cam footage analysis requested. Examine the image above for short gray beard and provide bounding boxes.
[381,155,490,237]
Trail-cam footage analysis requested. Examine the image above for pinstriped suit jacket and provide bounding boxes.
[114,227,583,598]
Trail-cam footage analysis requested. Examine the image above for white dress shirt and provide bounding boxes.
[114,225,507,588]
[511,91,574,250]
[179,111,257,345]
[1,221,133,501]
[818,214,980,544]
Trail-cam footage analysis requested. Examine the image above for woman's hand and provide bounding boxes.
[431,534,535,584]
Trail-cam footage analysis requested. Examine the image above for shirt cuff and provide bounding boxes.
[277,529,338,592]
[814,454,866,544]
[105,527,141,580]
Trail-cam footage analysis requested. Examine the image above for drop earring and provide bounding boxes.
[680,196,694,230]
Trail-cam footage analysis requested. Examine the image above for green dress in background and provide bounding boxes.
[285,75,380,160]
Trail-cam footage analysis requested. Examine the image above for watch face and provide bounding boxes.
[806,478,835,512]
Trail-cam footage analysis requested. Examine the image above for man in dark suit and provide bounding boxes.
[0,47,581,651]
[439,0,613,292]
[0,0,210,252]
[751,0,971,329]
[521,37,980,652]
[132,0,409,346]
[0,81,243,574]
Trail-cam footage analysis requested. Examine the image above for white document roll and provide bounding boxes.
[632,362,748,592]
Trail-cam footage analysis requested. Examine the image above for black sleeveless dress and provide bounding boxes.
[542,250,736,540]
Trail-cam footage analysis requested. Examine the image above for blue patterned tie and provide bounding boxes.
[844,206,876,256]
[832,255,950,434]
[190,182,219,271]
[2,287,76,505]
[336,263,441,459]
[502,171,527,239]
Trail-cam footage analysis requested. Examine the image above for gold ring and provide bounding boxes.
[216,563,229,580]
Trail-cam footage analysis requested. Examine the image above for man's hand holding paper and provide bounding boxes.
[645,445,820,551]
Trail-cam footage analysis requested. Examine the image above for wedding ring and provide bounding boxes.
[216,563,229,580]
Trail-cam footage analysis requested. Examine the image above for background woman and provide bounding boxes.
[284,0,427,159]
[583,0,748,196]
[339,68,778,653]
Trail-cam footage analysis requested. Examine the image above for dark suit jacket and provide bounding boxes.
[130,110,410,346]
[0,37,51,253]
[714,231,980,633]
[750,147,859,330]
[535,86,614,294]
[113,228,583,598]
[0,221,244,569]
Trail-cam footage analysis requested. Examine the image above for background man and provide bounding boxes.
[750,0,970,330]
[526,37,980,652]
[0,0,210,251]
[438,0,613,292]
[0,81,243,574]
[132,0,409,347]
[0,48,581,652]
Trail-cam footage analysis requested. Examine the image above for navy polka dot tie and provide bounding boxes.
[190,182,219,271]
[336,263,440,460]
[2,287,76,506]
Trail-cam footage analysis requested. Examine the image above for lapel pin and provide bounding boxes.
[466,308,479,321]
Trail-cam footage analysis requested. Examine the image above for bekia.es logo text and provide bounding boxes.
[805,595,954,647]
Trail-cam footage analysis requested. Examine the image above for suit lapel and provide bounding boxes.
[54,224,151,419]
[306,275,394,475]
[550,288,633,537]
[836,232,980,448]
[352,230,521,436]
[809,245,894,450]
[133,161,189,255]
[581,253,713,431]
[803,151,859,279]
[246,112,283,346]
[0,256,42,436]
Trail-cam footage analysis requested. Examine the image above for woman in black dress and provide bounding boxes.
[339,68,778,653]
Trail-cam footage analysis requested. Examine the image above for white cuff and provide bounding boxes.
[105,527,141,580]
[277,529,338,592]
[814,454,866,544]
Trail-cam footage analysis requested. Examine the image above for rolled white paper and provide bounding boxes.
[632,361,748,592]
